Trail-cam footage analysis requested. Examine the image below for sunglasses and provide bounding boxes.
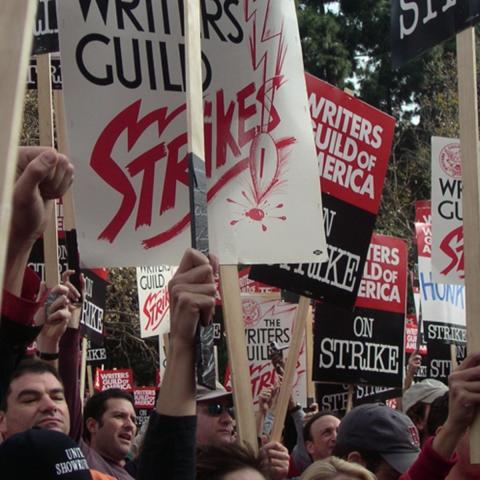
[205,403,235,417]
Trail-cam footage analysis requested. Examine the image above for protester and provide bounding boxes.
[334,402,420,479]
[81,389,137,480]
[303,412,340,463]
[402,378,448,445]
[197,442,272,480]
[300,456,375,480]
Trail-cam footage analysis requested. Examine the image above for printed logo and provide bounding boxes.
[439,143,461,179]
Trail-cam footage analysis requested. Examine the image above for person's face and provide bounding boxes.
[0,372,70,438]
[305,415,340,461]
[196,397,235,446]
[223,468,266,480]
[87,398,137,464]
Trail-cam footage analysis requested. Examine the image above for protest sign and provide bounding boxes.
[391,0,480,68]
[250,76,394,307]
[224,296,306,407]
[431,137,464,284]
[133,387,157,409]
[32,0,58,54]
[136,266,176,338]
[57,0,326,267]
[315,383,401,415]
[415,202,466,346]
[27,55,62,90]
[80,269,108,344]
[313,234,407,388]
[405,314,427,356]
[94,368,133,392]
[86,338,107,363]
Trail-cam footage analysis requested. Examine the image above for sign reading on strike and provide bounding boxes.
[431,137,463,284]
[313,234,407,388]
[57,0,326,267]
[391,0,480,68]
[32,0,59,54]
[251,76,394,307]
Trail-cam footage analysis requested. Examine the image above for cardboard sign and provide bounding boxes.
[313,234,407,388]
[315,383,401,415]
[32,0,58,54]
[405,314,427,356]
[28,233,69,280]
[415,202,466,345]
[250,76,394,307]
[86,337,107,363]
[136,266,176,338]
[95,368,133,391]
[431,137,463,284]
[80,269,108,344]
[27,55,62,90]
[133,387,157,409]
[224,296,306,407]
[391,0,480,68]
[57,0,326,267]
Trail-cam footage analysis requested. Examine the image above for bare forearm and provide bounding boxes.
[156,340,196,417]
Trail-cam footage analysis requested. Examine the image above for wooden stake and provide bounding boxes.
[37,53,60,288]
[270,296,310,442]
[305,305,315,406]
[79,336,88,406]
[220,265,258,452]
[0,0,36,306]
[87,365,94,399]
[450,344,458,370]
[346,385,355,413]
[456,27,480,463]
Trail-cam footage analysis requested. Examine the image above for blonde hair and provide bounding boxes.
[300,456,375,480]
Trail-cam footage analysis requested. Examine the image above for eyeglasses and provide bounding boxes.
[205,403,235,418]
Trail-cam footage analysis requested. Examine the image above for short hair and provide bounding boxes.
[196,442,271,480]
[426,392,449,437]
[333,444,384,475]
[304,411,338,442]
[83,388,135,442]
[0,358,63,411]
[300,456,376,480]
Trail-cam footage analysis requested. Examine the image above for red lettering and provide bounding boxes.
[440,226,464,278]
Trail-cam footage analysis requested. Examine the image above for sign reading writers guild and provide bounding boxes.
[313,234,407,388]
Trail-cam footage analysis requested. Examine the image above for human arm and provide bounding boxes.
[260,440,290,480]
[137,249,217,480]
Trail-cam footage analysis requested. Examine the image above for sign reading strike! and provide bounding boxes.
[391,0,480,68]
[57,0,326,267]
[95,368,133,392]
[431,137,463,284]
[136,266,176,338]
[250,76,394,307]
[415,201,466,346]
[314,234,407,388]
[225,296,306,407]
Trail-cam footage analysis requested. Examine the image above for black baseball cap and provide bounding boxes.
[0,428,92,479]
[336,403,420,473]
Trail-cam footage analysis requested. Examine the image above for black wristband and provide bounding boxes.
[38,351,60,360]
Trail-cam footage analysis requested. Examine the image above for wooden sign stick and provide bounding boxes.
[346,385,355,413]
[0,0,37,306]
[79,336,88,406]
[270,295,310,442]
[220,265,258,451]
[37,53,60,288]
[87,365,94,399]
[456,26,480,464]
[305,305,315,406]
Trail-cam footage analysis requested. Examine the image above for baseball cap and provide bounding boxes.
[0,428,92,479]
[403,379,449,413]
[196,381,232,403]
[336,403,420,474]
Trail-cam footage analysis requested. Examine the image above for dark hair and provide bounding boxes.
[83,389,135,442]
[426,392,449,437]
[0,358,63,411]
[303,411,338,442]
[333,444,385,474]
[406,402,429,443]
[196,443,271,480]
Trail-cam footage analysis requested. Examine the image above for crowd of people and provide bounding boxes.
[1,146,480,480]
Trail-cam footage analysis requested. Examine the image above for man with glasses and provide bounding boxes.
[196,382,235,446]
